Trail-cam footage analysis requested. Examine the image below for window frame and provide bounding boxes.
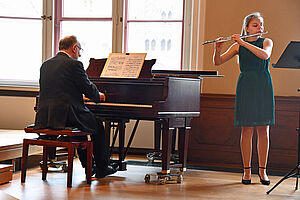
[123,0,186,70]
[0,0,51,87]
[0,0,193,89]
[53,0,114,55]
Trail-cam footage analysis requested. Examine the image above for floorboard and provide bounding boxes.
[0,156,300,200]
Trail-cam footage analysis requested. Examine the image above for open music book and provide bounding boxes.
[100,53,146,78]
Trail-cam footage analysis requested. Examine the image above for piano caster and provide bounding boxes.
[144,174,151,183]
[158,177,168,185]
[144,172,183,184]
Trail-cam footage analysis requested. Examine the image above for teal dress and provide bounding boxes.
[235,37,275,127]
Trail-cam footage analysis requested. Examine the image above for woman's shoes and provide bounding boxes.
[242,166,270,185]
[258,167,270,185]
[242,167,251,184]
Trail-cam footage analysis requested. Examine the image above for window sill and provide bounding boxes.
[0,80,39,97]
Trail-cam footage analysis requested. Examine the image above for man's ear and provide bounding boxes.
[72,45,76,53]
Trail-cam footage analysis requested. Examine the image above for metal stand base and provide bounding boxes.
[266,165,300,194]
[267,89,300,194]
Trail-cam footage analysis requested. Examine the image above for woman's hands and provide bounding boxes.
[231,34,245,46]
[214,37,224,53]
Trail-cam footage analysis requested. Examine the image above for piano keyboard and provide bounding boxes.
[85,101,153,108]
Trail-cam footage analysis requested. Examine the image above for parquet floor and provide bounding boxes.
[0,156,300,200]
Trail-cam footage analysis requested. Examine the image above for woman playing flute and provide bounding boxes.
[213,12,274,185]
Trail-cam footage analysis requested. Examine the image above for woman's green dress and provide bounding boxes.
[235,37,275,127]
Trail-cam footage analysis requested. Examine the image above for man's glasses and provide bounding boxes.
[75,45,84,53]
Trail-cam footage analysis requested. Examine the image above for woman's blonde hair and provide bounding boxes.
[241,12,263,36]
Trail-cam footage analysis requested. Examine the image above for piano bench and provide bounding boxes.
[21,127,93,188]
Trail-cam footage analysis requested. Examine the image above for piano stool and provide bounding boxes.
[21,127,93,188]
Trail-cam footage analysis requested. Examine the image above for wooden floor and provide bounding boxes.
[1,156,300,200]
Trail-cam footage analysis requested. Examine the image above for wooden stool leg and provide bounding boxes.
[21,139,29,183]
[42,146,48,180]
[86,141,93,184]
[67,144,74,188]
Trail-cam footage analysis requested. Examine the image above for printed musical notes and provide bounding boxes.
[100,53,146,78]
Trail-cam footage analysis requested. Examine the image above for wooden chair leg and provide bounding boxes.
[42,146,48,180]
[86,141,93,184]
[21,139,29,183]
[67,144,74,188]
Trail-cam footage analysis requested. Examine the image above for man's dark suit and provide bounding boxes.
[34,52,109,169]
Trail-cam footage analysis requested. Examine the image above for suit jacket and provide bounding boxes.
[34,52,101,133]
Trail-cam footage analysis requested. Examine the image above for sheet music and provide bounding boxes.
[100,53,146,78]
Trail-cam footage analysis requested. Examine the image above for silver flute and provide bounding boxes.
[202,31,268,45]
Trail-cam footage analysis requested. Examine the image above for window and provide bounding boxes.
[55,0,113,68]
[0,0,189,84]
[0,0,43,81]
[124,0,185,70]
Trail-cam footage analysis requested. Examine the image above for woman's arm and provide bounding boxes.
[232,35,273,60]
[213,41,239,66]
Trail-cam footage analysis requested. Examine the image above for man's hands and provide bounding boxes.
[99,92,106,102]
[83,95,90,101]
[83,92,106,102]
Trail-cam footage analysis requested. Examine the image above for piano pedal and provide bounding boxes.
[170,153,180,163]
[146,152,162,163]
[146,152,180,164]
[144,171,183,184]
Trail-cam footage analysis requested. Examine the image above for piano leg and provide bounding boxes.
[178,127,191,172]
[161,120,172,174]
[117,121,127,171]
[154,120,161,152]
[104,121,111,147]
[171,129,177,155]
[105,120,128,171]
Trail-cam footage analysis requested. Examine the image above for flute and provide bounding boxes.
[202,31,268,45]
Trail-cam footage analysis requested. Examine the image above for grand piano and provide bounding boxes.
[85,58,219,176]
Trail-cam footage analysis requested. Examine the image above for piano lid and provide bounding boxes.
[152,70,221,78]
[86,58,156,79]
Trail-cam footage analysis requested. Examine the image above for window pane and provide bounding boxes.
[61,21,112,68]
[127,22,182,70]
[0,18,42,81]
[0,0,42,18]
[128,0,183,20]
[63,0,112,18]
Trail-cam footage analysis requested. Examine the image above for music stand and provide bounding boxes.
[267,41,300,194]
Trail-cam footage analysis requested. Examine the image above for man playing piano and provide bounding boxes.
[34,35,117,178]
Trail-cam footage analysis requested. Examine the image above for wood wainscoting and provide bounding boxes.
[188,94,300,173]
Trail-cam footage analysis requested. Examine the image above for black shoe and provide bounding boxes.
[242,179,251,184]
[109,162,119,170]
[85,163,97,177]
[95,166,117,178]
[258,167,270,185]
[92,164,97,176]
[242,167,251,185]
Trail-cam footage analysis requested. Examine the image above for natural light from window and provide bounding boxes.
[126,0,184,70]
[0,0,42,81]
[61,0,112,69]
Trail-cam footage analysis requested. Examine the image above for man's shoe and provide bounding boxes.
[109,162,119,170]
[92,164,97,176]
[85,164,97,177]
[95,166,117,178]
